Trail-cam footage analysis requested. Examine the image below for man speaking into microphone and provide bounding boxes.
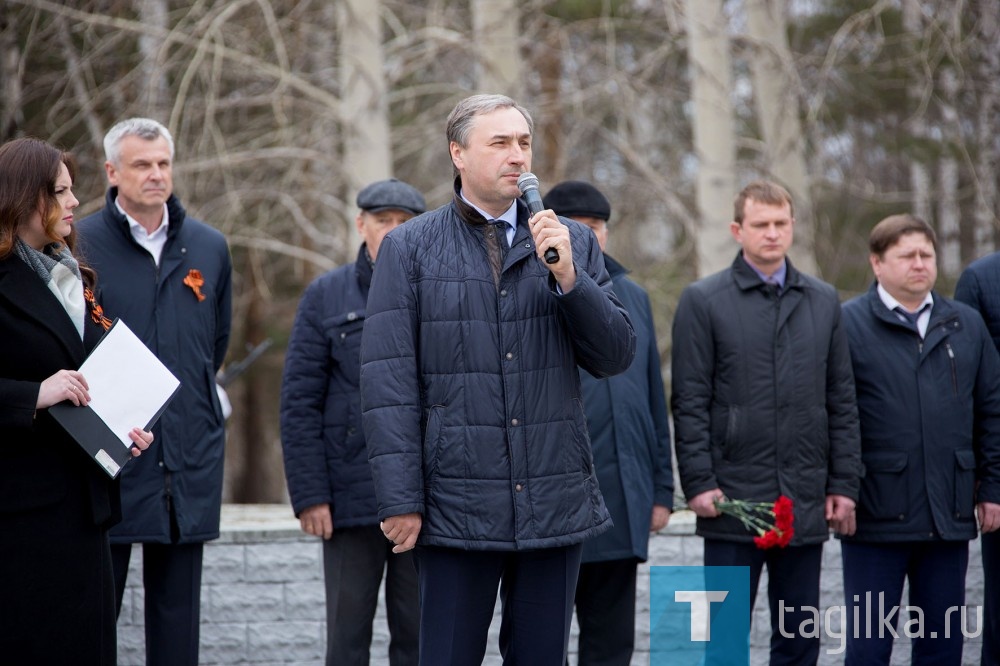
[359,93,635,664]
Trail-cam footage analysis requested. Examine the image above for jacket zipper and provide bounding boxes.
[945,342,958,395]
[164,469,173,515]
[917,315,959,395]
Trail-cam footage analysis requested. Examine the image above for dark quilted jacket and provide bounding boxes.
[359,184,636,551]
[672,253,862,545]
[280,245,379,527]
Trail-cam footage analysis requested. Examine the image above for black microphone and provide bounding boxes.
[517,172,559,264]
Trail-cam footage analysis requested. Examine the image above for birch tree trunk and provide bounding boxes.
[973,3,999,255]
[937,66,961,274]
[136,0,169,119]
[745,0,818,275]
[309,2,345,260]
[903,0,932,225]
[339,0,392,200]
[0,7,23,140]
[686,0,737,277]
[472,0,522,98]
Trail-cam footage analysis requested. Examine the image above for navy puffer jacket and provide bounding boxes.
[360,185,636,551]
[280,245,379,527]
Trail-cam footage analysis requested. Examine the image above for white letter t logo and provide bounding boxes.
[674,590,729,641]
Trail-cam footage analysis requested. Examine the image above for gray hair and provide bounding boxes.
[445,94,534,149]
[103,118,175,165]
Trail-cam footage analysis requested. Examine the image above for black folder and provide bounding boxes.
[50,319,181,478]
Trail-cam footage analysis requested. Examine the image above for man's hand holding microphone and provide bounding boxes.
[518,172,576,292]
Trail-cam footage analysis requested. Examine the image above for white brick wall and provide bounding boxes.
[116,505,986,665]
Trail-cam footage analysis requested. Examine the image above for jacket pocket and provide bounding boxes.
[711,403,741,462]
[953,449,976,520]
[327,311,366,380]
[858,451,908,521]
[572,398,594,477]
[204,365,224,427]
[423,405,444,489]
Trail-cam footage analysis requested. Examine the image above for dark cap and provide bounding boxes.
[542,180,611,222]
[356,178,426,216]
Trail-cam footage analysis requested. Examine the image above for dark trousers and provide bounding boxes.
[574,558,638,666]
[111,541,204,666]
[982,530,1000,666]
[413,543,583,665]
[842,540,969,666]
[704,538,823,666]
[322,525,419,666]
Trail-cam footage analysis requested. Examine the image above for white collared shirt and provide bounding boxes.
[877,283,933,338]
[116,199,170,265]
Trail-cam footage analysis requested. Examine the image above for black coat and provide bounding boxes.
[0,254,119,664]
[77,189,232,543]
[842,286,1000,542]
[360,186,636,550]
[579,255,673,563]
[671,253,862,545]
[280,245,379,526]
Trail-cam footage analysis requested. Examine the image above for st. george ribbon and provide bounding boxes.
[517,172,560,264]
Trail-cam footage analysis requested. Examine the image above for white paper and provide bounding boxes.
[78,320,180,448]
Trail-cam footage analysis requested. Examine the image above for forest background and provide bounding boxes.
[3,0,997,503]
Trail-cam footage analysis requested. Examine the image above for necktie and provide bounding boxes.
[489,220,510,254]
[765,277,780,298]
[893,304,929,328]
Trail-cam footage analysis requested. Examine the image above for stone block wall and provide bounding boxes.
[116,505,986,665]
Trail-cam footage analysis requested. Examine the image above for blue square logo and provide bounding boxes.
[650,566,750,665]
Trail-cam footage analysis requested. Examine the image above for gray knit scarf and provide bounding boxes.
[14,237,86,339]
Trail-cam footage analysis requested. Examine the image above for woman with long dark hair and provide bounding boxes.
[0,137,153,664]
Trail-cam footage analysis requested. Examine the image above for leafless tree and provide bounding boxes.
[686,0,737,277]
[5,0,998,501]
[744,0,817,275]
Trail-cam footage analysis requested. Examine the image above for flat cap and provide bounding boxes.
[356,178,426,216]
[542,180,611,222]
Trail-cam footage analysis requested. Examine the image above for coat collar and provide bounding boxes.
[730,251,808,333]
[731,251,803,292]
[864,282,961,357]
[102,186,191,284]
[865,282,959,330]
[450,176,534,274]
[450,176,530,227]
[602,254,629,280]
[354,243,374,293]
[103,186,187,240]
[0,254,89,362]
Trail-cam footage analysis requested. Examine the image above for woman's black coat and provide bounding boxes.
[0,254,119,665]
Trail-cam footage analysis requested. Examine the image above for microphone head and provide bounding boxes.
[517,172,540,195]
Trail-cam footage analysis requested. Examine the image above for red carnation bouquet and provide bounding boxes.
[713,495,795,549]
